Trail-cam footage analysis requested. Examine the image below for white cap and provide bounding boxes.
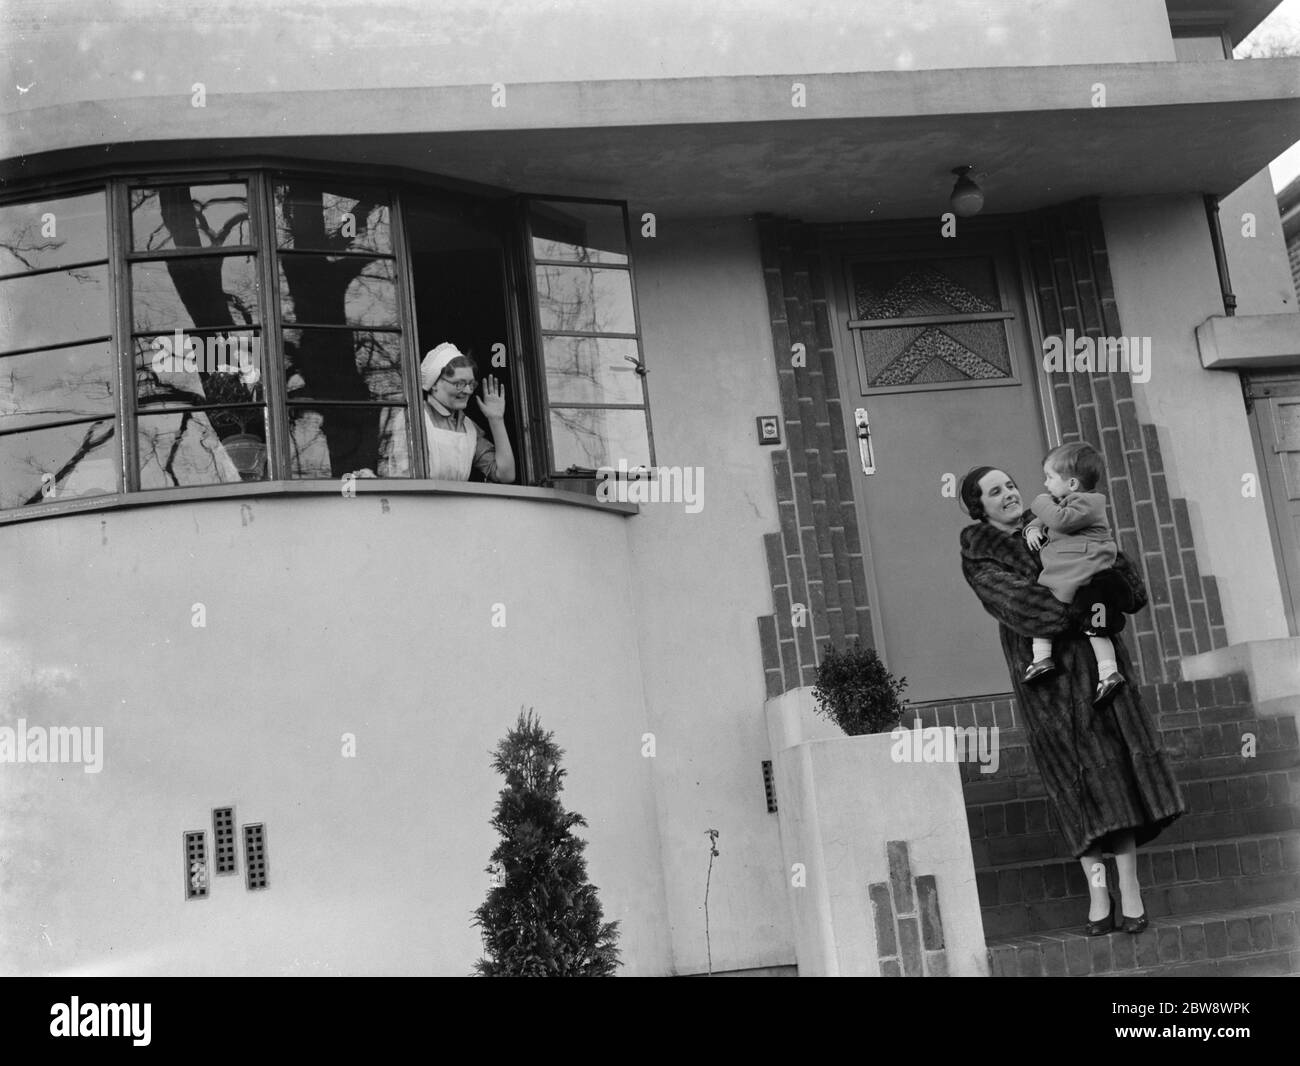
[420,341,466,391]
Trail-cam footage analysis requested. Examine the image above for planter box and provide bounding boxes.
[765,688,989,976]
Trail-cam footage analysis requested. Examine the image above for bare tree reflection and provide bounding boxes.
[19,421,114,505]
[277,183,391,475]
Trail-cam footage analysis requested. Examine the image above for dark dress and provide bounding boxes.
[960,520,1185,858]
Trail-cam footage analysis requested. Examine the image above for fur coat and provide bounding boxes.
[960,519,1185,857]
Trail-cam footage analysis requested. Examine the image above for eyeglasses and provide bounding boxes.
[440,378,477,392]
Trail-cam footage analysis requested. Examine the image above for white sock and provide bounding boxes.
[1090,636,1117,679]
[1031,638,1053,662]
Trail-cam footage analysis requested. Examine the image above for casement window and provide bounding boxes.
[0,168,655,519]
[523,198,653,487]
[0,191,118,508]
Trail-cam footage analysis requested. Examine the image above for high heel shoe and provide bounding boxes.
[1121,910,1149,935]
[1086,896,1116,936]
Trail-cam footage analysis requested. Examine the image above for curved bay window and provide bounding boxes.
[0,168,654,519]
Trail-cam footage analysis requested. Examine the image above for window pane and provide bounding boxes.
[130,183,251,251]
[851,257,1003,319]
[0,265,110,352]
[288,405,409,478]
[534,265,635,334]
[0,342,115,431]
[274,181,392,254]
[132,256,259,331]
[542,335,643,405]
[530,201,628,264]
[134,332,263,408]
[0,193,107,274]
[278,256,397,327]
[548,407,650,473]
[861,321,1011,388]
[138,407,267,487]
[284,328,404,402]
[0,418,117,508]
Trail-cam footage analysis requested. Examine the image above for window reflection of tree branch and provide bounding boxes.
[278,181,399,475]
[131,188,248,252]
[20,420,113,505]
[550,407,609,468]
[0,221,63,271]
[159,410,193,483]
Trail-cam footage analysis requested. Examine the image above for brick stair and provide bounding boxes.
[987,901,1300,977]
[913,671,1300,976]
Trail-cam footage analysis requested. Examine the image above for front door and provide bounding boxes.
[825,226,1051,703]
[1247,375,1300,636]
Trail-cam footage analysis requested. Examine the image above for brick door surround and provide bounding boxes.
[754,203,1228,695]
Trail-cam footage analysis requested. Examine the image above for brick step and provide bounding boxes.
[956,714,1298,792]
[912,672,1255,736]
[987,898,1300,977]
[977,831,1300,937]
[1097,949,1300,977]
[966,767,1300,867]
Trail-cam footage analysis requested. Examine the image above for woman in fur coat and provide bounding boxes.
[958,466,1185,935]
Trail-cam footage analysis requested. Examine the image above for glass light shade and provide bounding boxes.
[950,176,984,217]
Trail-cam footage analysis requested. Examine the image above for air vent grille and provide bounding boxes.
[213,807,238,875]
[243,823,269,890]
[184,830,209,900]
[761,760,778,813]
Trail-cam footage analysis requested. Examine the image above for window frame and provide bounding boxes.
[518,194,656,487]
[119,169,269,490]
[0,180,121,506]
[840,241,1027,397]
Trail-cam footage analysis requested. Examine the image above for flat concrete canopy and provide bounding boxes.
[4,61,1298,219]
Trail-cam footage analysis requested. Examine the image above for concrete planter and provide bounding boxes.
[764,687,989,976]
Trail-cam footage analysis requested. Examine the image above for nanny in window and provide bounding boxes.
[419,342,516,483]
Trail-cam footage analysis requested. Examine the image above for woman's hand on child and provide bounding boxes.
[1025,526,1045,551]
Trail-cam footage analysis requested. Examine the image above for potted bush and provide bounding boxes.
[811,639,908,736]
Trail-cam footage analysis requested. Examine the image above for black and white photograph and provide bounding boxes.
[1,0,1298,1038]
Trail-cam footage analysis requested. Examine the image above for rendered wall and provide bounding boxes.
[1221,170,1300,315]
[2,0,1177,112]
[624,216,798,973]
[1101,194,1291,644]
[0,493,673,975]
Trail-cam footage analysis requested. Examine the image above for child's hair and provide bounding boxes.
[1044,441,1105,491]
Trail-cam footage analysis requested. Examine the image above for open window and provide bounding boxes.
[522,198,654,491]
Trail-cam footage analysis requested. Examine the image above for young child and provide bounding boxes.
[1022,441,1124,706]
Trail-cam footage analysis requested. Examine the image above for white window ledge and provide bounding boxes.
[1196,312,1300,370]
[0,479,638,527]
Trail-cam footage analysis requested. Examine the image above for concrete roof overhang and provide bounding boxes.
[3,61,1298,221]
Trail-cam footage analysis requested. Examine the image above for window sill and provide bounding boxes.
[0,479,639,527]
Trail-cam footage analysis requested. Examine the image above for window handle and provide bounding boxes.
[622,354,648,376]
[855,407,876,475]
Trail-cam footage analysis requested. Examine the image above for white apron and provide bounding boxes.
[423,404,477,481]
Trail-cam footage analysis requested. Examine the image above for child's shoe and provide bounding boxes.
[1023,658,1056,683]
[1094,673,1125,707]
